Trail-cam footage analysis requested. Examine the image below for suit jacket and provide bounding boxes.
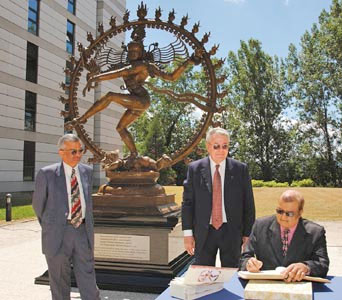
[182,157,255,254]
[32,162,95,257]
[239,215,329,277]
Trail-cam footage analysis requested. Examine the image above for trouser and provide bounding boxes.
[194,223,241,267]
[45,223,100,300]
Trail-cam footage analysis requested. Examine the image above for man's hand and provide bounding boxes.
[184,236,195,256]
[241,236,249,252]
[246,257,263,273]
[282,263,309,282]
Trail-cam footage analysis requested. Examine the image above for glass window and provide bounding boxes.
[25,91,37,131]
[28,0,40,35]
[26,42,38,83]
[68,0,76,15]
[23,141,36,181]
[66,20,75,55]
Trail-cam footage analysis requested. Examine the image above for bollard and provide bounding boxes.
[5,193,12,222]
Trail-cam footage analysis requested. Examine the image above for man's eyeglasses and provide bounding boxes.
[276,208,296,217]
[61,149,84,155]
[211,144,229,150]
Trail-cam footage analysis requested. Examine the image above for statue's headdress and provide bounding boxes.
[94,25,189,72]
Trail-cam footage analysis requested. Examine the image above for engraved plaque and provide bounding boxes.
[94,233,150,261]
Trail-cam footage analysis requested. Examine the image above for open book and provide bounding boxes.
[238,266,330,283]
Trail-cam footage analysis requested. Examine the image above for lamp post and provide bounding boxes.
[5,193,12,222]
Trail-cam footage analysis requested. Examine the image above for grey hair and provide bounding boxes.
[205,127,230,143]
[280,189,305,211]
[57,134,82,149]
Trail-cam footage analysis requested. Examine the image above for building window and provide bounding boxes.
[25,91,37,131]
[23,141,36,181]
[66,20,75,55]
[26,42,38,83]
[28,0,40,35]
[68,0,76,15]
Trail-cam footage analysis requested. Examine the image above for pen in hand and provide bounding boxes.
[247,253,263,273]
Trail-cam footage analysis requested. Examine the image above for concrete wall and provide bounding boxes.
[0,0,126,193]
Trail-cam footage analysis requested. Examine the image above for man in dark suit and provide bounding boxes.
[240,189,329,282]
[182,127,255,267]
[32,134,100,300]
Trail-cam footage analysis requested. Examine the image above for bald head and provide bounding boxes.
[279,190,305,212]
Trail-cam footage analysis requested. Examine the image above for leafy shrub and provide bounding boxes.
[264,180,289,187]
[290,179,315,187]
[251,180,264,187]
[252,180,289,187]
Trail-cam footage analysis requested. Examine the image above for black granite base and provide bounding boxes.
[34,252,193,293]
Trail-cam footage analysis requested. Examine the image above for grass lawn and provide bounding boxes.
[165,186,342,221]
[0,204,36,221]
[1,187,341,222]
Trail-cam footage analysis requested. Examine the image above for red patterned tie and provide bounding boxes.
[282,229,289,256]
[212,165,223,230]
[70,168,82,228]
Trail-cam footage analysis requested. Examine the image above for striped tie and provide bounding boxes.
[70,168,82,228]
[282,229,290,256]
[212,165,223,230]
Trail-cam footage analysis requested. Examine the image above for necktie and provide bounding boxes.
[212,165,223,230]
[282,229,290,256]
[70,168,83,228]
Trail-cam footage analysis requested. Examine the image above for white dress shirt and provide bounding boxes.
[184,157,228,237]
[63,163,86,220]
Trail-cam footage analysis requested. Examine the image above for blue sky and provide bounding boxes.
[126,0,331,59]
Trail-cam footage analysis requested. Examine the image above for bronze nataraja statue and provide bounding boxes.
[66,27,203,162]
[62,2,227,172]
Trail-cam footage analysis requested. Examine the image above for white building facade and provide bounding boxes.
[0,0,126,195]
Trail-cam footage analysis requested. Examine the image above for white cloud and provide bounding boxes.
[284,0,290,5]
[224,0,245,4]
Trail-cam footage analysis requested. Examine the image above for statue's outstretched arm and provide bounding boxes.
[157,58,194,81]
[145,82,223,113]
[83,65,140,96]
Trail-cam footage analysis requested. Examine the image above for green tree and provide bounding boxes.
[287,20,340,186]
[319,0,342,99]
[223,39,292,181]
[319,0,342,185]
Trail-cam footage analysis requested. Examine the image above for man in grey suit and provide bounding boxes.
[182,127,255,267]
[240,189,329,282]
[32,134,100,300]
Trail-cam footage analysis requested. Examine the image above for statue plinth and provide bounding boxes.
[93,171,179,218]
[91,171,192,293]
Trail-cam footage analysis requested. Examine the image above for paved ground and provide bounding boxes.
[0,219,341,300]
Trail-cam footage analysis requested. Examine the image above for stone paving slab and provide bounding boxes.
[0,219,341,299]
[0,220,156,300]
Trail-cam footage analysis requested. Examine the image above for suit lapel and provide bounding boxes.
[56,162,68,207]
[224,158,232,198]
[268,217,284,265]
[200,157,212,194]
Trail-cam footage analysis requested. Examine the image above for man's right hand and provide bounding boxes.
[184,236,195,256]
[246,257,263,273]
